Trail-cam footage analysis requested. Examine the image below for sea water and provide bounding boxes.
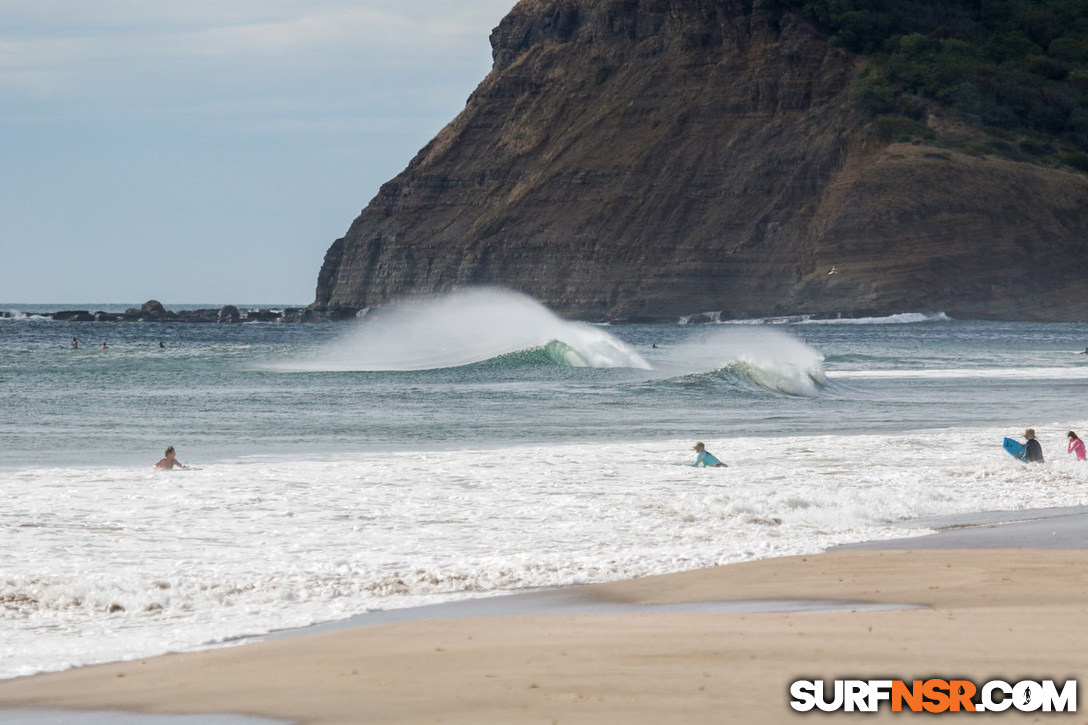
[2,288,1087,679]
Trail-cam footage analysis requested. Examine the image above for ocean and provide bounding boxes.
[2,287,1087,680]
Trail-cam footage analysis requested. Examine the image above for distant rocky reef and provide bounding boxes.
[2,300,361,323]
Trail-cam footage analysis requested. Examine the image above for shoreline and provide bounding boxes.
[2,506,1087,722]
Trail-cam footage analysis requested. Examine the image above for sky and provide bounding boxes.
[0,1,516,305]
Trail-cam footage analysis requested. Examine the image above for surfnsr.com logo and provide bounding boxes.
[790,679,1077,713]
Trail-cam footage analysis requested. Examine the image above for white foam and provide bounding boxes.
[795,312,951,325]
[831,367,1088,380]
[1,310,51,321]
[3,425,1087,679]
[709,312,951,325]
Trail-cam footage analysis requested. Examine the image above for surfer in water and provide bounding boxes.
[154,446,189,470]
[691,442,727,467]
[1019,429,1044,463]
[1068,431,1086,461]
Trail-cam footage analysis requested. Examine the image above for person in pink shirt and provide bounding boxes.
[1068,431,1086,461]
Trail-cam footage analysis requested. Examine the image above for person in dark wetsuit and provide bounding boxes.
[1020,428,1044,463]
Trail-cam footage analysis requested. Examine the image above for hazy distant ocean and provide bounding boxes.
[2,288,1087,679]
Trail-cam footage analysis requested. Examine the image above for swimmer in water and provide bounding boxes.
[154,446,189,470]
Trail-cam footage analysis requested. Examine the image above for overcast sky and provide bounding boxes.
[0,1,516,305]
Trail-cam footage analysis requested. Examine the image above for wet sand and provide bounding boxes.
[2,507,1087,724]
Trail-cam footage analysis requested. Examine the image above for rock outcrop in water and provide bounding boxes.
[2,302,335,323]
[312,0,1088,322]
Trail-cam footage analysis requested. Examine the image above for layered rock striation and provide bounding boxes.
[313,0,1088,322]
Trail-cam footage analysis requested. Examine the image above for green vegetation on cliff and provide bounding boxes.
[314,0,1088,322]
[766,0,1088,169]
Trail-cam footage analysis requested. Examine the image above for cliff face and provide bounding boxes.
[313,0,1088,322]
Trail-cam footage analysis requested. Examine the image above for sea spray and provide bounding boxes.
[272,288,826,395]
[275,288,651,372]
[652,326,828,397]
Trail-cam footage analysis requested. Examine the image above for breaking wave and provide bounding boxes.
[266,288,828,397]
[686,311,951,325]
[652,326,829,397]
[794,312,951,325]
[273,288,651,372]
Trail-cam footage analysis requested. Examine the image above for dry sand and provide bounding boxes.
[2,513,1087,724]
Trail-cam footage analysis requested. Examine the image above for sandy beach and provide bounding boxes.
[2,508,1087,724]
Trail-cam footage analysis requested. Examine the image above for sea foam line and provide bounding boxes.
[831,367,1088,380]
[2,427,1087,680]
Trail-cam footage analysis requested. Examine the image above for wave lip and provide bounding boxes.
[656,327,828,397]
[725,358,828,397]
[274,288,651,372]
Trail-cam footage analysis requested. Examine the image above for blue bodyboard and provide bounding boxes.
[1003,437,1025,459]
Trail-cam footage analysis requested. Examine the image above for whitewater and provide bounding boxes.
[2,288,1087,679]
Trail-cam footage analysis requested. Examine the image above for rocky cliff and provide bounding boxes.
[313,0,1088,322]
